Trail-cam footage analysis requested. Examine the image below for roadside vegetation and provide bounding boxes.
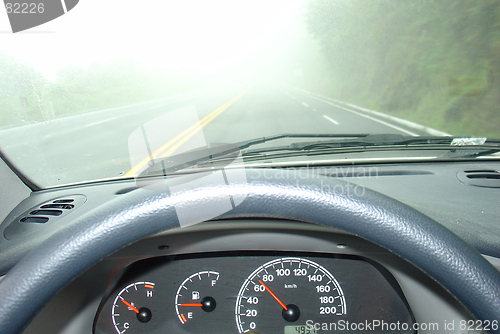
[302,0,500,138]
[0,52,206,128]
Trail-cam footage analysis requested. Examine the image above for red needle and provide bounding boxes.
[259,280,288,311]
[180,303,203,307]
[120,297,139,314]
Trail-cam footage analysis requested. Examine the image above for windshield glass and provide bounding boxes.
[1,0,499,188]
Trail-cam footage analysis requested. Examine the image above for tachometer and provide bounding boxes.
[235,257,346,334]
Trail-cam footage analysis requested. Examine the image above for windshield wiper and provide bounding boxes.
[250,134,500,150]
[239,134,500,160]
[135,134,370,177]
[234,133,370,150]
[136,134,500,178]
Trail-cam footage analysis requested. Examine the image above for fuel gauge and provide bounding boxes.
[175,271,219,325]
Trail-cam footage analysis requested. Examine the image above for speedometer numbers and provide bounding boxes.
[235,257,346,334]
[96,255,414,334]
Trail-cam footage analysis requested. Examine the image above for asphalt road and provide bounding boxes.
[0,85,437,187]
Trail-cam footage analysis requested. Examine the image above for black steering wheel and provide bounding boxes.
[0,169,499,333]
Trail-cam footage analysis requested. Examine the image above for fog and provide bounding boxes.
[1,0,316,81]
[1,0,499,138]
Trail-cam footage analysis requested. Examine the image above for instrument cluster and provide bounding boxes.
[94,252,414,334]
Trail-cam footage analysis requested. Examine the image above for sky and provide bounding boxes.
[0,0,309,79]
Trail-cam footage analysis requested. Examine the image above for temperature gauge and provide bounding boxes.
[111,281,156,334]
[175,271,219,325]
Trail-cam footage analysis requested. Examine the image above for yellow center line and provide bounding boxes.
[125,90,248,176]
[159,96,241,158]
[126,105,225,176]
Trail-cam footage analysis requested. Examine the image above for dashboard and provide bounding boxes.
[16,219,490,334]
[1,160,500,334]
[94,252,413,334]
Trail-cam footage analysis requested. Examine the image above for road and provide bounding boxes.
[0,85,442,188]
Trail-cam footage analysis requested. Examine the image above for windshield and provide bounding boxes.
[1,0,499,188]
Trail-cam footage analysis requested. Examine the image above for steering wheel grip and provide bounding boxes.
[0,170,499,334]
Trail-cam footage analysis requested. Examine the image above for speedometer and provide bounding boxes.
[235,257,346,334]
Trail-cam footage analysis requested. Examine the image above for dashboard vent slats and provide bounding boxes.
[457,170,500,188]
[20,217,49,224]
[29,210,63,216]
[53,199,74,203]
[40,203,75,210]
[19,198,75,224]
[3,195,87,240]
[18,196,84,224]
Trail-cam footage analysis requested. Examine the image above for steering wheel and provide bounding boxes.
[0,169,499,334]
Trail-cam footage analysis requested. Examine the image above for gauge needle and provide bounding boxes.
[120,297,139,314]
[180,303,203,307]
[258,280,288,311]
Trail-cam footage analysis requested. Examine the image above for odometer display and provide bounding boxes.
[235,257,346,333]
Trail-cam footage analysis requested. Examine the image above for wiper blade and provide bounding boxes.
[235,133,370,150]
[240,134,500,159]
[135,134,370,177]
[136,134,500,178]
[288,134,500,150]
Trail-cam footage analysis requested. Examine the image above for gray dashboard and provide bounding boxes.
[0,159,499,333]
[1,160,499,265]
[17,220,490,334]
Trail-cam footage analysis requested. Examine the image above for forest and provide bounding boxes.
[303,0,500,137]
[0,52,206,127]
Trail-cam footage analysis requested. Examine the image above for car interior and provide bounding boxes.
[0,155,499,333]
[1,1,500,334]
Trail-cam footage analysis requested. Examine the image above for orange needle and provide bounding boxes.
[259,280,288,311]
[180,303,203,307]
[120,297,139,314]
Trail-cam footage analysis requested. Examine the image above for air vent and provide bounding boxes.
[53,199,74,204]
[21,197,81,224]
[40,203,75,210]
[20,217,49,224]
[457,170,500,188]
[3,195,87,240]
[29,209,63,216]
